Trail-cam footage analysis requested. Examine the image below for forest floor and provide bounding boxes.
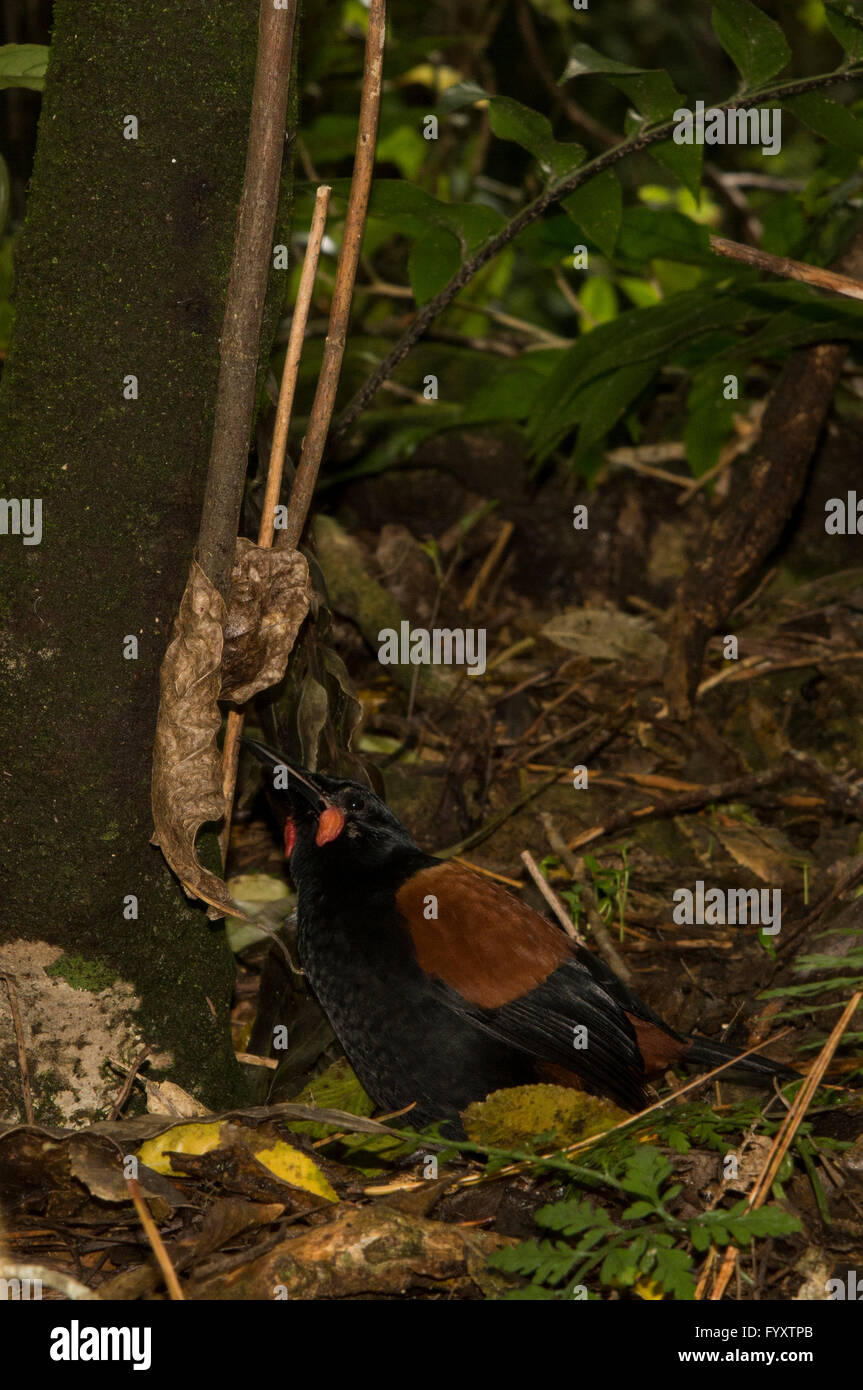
[2,431,863,1300]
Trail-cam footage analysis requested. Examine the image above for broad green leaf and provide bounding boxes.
[825,2,863,62]
[616,207,712,264]
[711,0,791,89]
[789,91,863,154]
[368,180,444,237]
[733,296,863,360]
[487,95,586,178]
[528,287,749,459]
[464,355,554,422]
[561,42,648,79]
[0,43,48,91]
[563,168,623,257]
[408,225,462,304]
[613,71,686,124]
[448,201,510,253]
[438,79,490,113]
[517,210,588,268]
[650,138,704,201]
[442,84,585,178]
[685,366,738,476]
[304,113,366,162]
[561,43,684,123]
[571,362,656,469]
[368,180,504,259]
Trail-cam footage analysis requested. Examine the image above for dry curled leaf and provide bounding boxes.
[152,546,311,918]
[151,561,229,917]
[542,607,666,666]
[221,539,310,704]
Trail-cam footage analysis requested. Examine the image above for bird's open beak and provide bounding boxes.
[244,739,327,810]
[244,740,345,849]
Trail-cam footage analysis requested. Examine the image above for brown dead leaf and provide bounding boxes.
[713,819,802,885]
[221,539,310,703]
[151,561,228,917]
[143,1078,211,1117]
[152,545,311,919]
[542,607,666,666]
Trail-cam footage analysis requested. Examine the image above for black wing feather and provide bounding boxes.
[430,959,648,1111]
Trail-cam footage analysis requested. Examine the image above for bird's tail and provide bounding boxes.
[681,1034,799,1085]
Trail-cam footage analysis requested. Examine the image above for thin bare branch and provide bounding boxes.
[710,233,863,303]
[277,0,387,546]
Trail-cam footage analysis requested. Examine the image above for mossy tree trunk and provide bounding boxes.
[0,0,294,1123]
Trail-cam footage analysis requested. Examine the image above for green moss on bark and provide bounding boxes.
[0,0,298,1112]
[46,955,117,992]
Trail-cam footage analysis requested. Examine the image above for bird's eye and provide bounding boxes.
[345,794,364,812]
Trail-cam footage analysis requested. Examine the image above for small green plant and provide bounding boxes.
[761,923,863,1080]
[488,1145,800,1300]
[540,841,632,942]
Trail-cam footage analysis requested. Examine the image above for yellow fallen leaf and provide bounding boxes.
[254,1142,338,1203]
[137,1122,222,1174]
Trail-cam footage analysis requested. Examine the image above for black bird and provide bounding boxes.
[246,740,797,1131]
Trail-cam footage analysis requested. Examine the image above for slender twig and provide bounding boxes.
[452,857,522,888]
[197,0,299,597]
[235,1051,279,1069]
[222,0,385,852]
[540,812,633,983]
[276,0,386,548]
[709,233,863,302]
[332,66,863,439]
[521,850,583,943]
[568,765,790,851]
[126,1178,185,1301]
[219,187,331,857]
[438,767,564,859]
[464,520,514,613]
[705,992,861,1301]
[107,1045,152,1122]
[498,679,584,772]
[0,972,33,1124]
[260,187,333,545]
